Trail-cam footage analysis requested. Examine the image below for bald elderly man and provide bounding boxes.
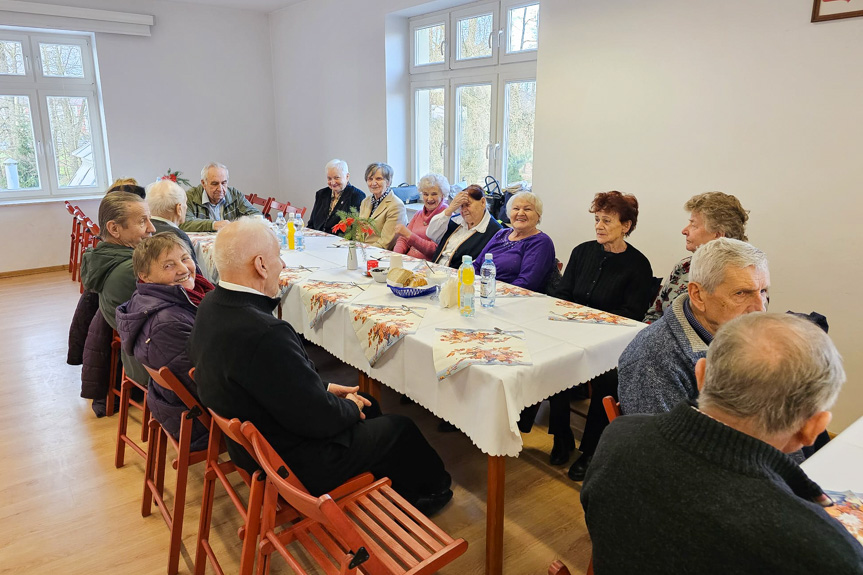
[583,313,863,574]
[188,217,453,515]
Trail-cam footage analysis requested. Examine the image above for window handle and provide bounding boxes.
[440,40,446,56]
[439,142,447,158]
[488,32,493,49]
[485,143,492,159]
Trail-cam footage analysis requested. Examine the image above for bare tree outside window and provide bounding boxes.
[508,4,539,53]
[0,95,40,190]
[457,14,493,60]
[39,43,85,78]
[47,96,94,187]
[0,41,25,76]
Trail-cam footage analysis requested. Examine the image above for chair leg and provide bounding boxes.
[140,389,151,443]
[114,376,133,468]
[142,419,162,517]
[106,342,121,417]
[241,472,265,575]
[194,466,218,575]
[166,421,194,575]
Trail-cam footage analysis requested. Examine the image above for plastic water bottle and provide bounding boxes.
[274,212,287,248]
[458,255,475,318]
[480,253,496,308]
[286,213,296,250]
[293,212,305,252]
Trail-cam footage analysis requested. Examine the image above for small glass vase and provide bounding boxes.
[346,241,358,270]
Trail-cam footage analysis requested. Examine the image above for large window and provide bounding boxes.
[410,0,539,187]
[0,30,108,201]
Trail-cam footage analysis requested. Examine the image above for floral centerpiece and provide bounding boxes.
[332,207,379,270]
[331,207,379,242]
[159,168,191,188]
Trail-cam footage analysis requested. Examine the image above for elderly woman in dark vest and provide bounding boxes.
[426,184,502,268]
[307,159,366,234]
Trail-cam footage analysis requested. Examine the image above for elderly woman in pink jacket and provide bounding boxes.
[392,173,450,260]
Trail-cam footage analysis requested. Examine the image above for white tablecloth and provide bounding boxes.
[191,232,646,457]
[801,416,863,493]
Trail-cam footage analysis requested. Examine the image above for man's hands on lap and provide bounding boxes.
[327,384,371,419]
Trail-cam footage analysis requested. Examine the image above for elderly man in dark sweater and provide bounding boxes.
[188,218,453,515]
[583,313,863,575]
[618,238,769,415]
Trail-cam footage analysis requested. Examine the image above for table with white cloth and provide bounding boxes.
[801,416,863,493]
[189,231,646,574]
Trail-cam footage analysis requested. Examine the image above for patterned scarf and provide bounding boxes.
[370,188,390,213]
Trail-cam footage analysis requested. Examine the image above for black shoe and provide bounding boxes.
[91,398,107,418]
[567,454,593,482]
[437,421,458,433]
[413,489,453,517]
[549,434,575,466]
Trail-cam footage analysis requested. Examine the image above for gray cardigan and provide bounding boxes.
[617,294,708,414]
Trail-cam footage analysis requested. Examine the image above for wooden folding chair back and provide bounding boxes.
[243,421,468,575]
[66,202,82,280]
[143,365,211,575]
[285,204,307,218]
[267,199,290,219]
[548,559,572,575]
[602,395,621,423]
[248,194,274,217]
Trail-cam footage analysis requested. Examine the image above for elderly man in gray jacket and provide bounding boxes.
[617,238,769,415]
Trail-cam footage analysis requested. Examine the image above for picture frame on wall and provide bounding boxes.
[812,0,863,22]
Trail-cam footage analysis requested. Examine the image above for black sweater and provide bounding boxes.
[188,286,361,484]
[582,403,863,575]
[553,240,653,321]
[307,183,365,233]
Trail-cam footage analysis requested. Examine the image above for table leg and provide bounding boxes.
[357,372,381,401]
[486,455,505,575]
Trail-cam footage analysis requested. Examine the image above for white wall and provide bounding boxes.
[270,0,862,431]
[531,0,863,430]
[0,0,277,273]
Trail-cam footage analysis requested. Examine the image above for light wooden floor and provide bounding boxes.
[0,271,592,575]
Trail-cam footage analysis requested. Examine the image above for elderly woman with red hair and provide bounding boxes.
[519,191,654,479]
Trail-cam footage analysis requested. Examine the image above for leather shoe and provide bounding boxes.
[414,489,453,517]
[549,434,575,466]
[567,454,593,482]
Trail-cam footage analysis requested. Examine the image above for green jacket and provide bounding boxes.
[180,185,261,232]
[80,242,149,385]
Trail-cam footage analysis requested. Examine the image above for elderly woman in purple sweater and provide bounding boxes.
[392,173,449,260]
[473,191,555,292]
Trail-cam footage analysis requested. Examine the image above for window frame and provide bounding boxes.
[449,2,500,70]
[0,28,108,202]
[500,0,540,64]
[408,1,539,186]
[409,13,449,75]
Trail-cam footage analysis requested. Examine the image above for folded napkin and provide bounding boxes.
[497,282,535,298]
[548,300,639,326]
[303,229,331,237]
[350,304,425,366]
[433,328,531,380]
[299,280,365,327]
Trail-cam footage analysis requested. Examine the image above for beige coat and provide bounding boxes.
[358,191,408,250]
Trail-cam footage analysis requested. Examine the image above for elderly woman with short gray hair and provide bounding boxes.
[392,173,450,260]
[308,159,366,234]
[644,191,749,323]
[471,191,555,292]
